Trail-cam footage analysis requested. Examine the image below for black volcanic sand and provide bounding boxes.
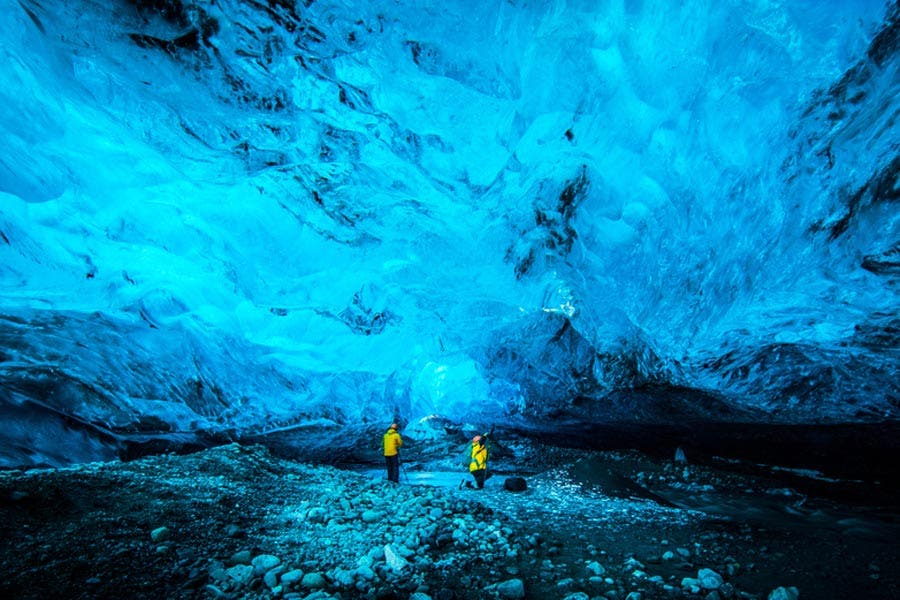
[0,442,897,600]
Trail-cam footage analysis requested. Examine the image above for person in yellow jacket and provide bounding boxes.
[464,434,488,489]
[383,423,403,483]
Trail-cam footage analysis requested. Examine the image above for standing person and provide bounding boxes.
[383,423,403,483]
[465,434,488,489]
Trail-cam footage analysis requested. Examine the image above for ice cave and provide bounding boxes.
[0,0,898,599]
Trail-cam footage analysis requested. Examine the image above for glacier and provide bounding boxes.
[0,0,898,467]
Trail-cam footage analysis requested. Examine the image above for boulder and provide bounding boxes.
[504,477,527,492]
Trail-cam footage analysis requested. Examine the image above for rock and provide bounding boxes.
[563,592,589,600]
[355,565,376,580]
[662,551,676,561]
[252,554,281,575]
[719,582,736,599]
[682,577,701,594]
[224,564,254,587]
[361,510,380,523]
[332,568,355,587]
[306,507,327,523]
[496,578,526,599]
[264,565,287,589]
[451,524,468,543]
[365,547,383,561]
[150,527,170,542]
[586,561,606,576]
[204,584,226,599]
[300,592,333,600]
[768,587,800,600]
[410,594,432,600]
[301,572,327,588]
[675,447,687,463]
[280,569,305,587]
[384,544,410,572]
[625,593,643,600]
[224,524,244,538]
[230,550,252,565]
[504,477,528,492]
[698,568,724,589]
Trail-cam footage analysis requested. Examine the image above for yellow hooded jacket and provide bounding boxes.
[469,442,487,473]
[383,428,402,457]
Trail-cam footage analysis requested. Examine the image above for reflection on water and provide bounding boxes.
[357,457,900,544]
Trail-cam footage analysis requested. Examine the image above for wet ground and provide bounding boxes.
[0,440,897,599]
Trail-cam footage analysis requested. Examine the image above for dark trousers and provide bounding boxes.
[471,468,486,489]
[385,454,400,483]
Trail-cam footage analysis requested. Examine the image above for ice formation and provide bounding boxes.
[0,0,897,466]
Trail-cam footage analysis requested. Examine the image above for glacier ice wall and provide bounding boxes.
[0,0,898,465]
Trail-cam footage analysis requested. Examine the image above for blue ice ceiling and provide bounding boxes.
[1,0,898,466]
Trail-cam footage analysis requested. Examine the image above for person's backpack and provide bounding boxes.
[460,442,473,468]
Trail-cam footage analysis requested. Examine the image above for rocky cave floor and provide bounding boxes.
[0,438,898,600]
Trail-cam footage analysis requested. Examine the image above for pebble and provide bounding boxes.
[252,554,281,575]
[225,564,253,587]
[264,565,286,589]
[361,510,380,523]
[280,569,305,587]
[301,572,326,588]
[385,544,410,572]
[355,565,376,580]
[496,578,526,599]
[682,577,702,594]
[586,561,606,576]
[331,568,355,587]
[306,507,327,523]
[768,587,799,600]
[150,526,170,542]
[698,568,724,589]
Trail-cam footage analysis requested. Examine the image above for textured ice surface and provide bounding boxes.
[0,0,898,465]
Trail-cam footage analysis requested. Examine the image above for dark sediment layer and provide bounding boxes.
[512,420,900,504]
